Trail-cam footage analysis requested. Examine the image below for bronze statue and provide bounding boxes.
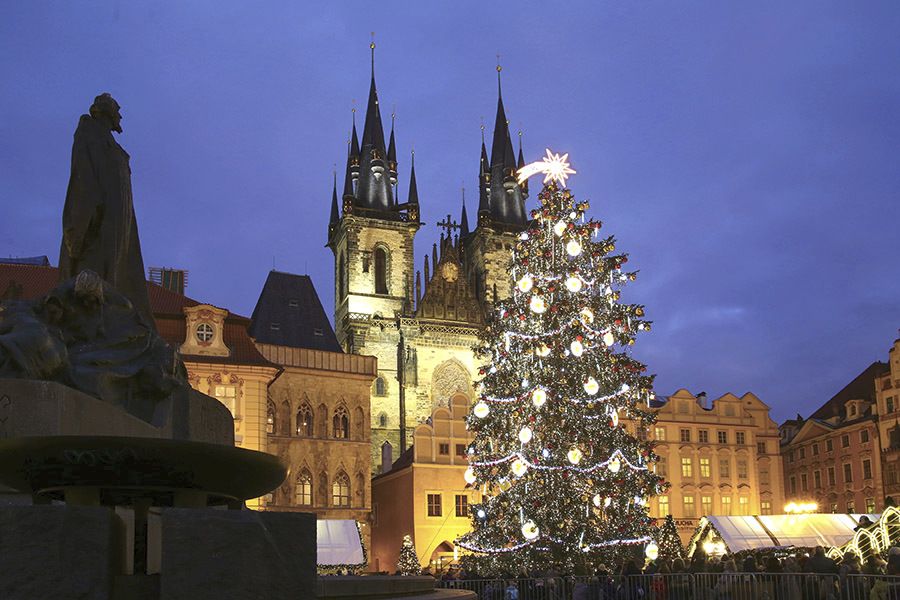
[58,93,153,326]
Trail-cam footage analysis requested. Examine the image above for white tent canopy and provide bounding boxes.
[689,514,879,555]
[317,519,365,566]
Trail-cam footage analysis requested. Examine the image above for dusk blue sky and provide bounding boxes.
[2,2,899,423]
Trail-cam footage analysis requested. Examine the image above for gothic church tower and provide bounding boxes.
[327,43,420,352]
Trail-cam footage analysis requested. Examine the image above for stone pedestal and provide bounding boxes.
[159,509,316,599]
[0,505,316,600]
[0,505,123,600]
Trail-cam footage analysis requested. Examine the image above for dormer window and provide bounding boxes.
[196,323,214,343]
[314,328,324,336]
[849,404,856,417]
[270,323,280,331]
[288,299,299,308]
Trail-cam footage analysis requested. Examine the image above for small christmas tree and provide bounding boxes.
[457,157,664,574]
[656,515,684,560]
[397,534,421,575]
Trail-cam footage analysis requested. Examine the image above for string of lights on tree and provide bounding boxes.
[656,515,685,560]
[457,150,666,573]
[397,535,422,576]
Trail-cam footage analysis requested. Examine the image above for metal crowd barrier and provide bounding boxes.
[438,573,900,600]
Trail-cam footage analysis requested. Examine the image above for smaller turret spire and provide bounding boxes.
[388,110,398,186]
[330,169,339,224]
[407,150,419,206]
[460,186,470,237]
[517,130,528,194]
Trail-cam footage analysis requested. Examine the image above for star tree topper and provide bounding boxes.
[517,148,576,185]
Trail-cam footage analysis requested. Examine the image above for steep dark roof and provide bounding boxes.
[0,263,275,367]
[810,361,889,420]
[248,270,342,352]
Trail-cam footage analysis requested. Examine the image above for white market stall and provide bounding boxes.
[317,519,366,570]
[688,514,878,557]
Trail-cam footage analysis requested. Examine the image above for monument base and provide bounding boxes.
[0,504,316,600]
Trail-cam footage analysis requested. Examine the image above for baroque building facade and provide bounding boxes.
[780,361,887,516]
[326,55,530,469]
[875,336,900,501]
[647,389,784,544]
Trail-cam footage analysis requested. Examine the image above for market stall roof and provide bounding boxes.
[690,514,878,554]
[318,519,365,567]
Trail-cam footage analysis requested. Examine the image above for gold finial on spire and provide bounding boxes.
[480,117,485,143]
[370,32,376,75]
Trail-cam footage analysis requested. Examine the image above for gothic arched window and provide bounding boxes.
[295,469,312,506]
[266,399,276,434]
[297,403,314,437]
[378,412,388,428]
[374,376,386,397]
[333,472,350,507]
[374,247,388,294]
[338,252,346,300]
[333,405,349,439]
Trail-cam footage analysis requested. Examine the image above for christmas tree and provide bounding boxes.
[457,156,664,574]
[656,515,684,560]
[397,535,421,575]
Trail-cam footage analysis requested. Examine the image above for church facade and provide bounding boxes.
[326,57,529,468]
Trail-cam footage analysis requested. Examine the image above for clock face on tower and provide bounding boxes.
[441,261,459,283]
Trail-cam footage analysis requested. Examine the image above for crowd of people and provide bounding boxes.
[438,546,900,599]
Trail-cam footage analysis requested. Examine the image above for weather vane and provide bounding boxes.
[517,148,576,185]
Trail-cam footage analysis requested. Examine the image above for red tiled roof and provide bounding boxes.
[0,264,276,368]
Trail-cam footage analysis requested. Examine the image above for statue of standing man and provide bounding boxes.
[58,93,153,327]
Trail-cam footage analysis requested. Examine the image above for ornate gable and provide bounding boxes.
[415,235,483,325]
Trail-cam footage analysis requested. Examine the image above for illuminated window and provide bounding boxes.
[761,501,772,515]
[721,496,732,515]
[332,472,350,507]
[295,470,312,506]
[717,431,727,444]
[699,430,709,443]
[333,406,349,439]
[658,496,670,517]
[374,247,388,294]
[196,322,214,343]
[739,497,749,515]
[863,459,872,480]
[737,459,748,480]
[736,431,746,445]
[847,500,855,513]
[681,458,693,478]
[700,458,711,478]
[297,403,313,437]
[683,496,695,517]
[455,495,468,517]
[719,459,730,478]
[654,427,667,441]
[214,385,236,416]
[701,496,712,515]
[866,498,876,513]
[680,429,691,443]
[427,493,442,517]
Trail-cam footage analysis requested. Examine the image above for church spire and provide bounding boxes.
[517,130,528,195]
[354,39,394,212]
[407,150,419,206]
[481,61,527,229]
